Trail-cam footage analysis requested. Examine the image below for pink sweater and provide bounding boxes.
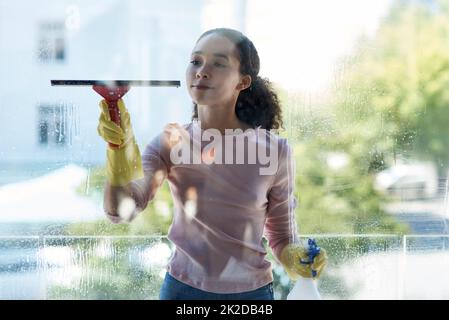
[108,119,298,293]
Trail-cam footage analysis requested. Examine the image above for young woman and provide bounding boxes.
[97,28,327,300]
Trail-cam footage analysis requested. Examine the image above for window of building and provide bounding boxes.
[37,22,66,63]
[38,105,66,146]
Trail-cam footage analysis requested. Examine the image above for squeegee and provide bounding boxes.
[51,79,180,148]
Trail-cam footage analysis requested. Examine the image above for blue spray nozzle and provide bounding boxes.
[300,238,321,277]
[308,239,320,277]
[308,238,321,259]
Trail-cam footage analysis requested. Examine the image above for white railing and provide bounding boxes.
[1,234,448,299]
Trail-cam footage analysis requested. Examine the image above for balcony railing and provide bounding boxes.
[1,234,448,299]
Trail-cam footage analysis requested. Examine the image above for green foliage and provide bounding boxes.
[273,0,449,236]
[276,84,409,235]
[288,138,409,235]
[333,1,449,174]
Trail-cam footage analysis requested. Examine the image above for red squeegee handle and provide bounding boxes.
[92,85,130,149]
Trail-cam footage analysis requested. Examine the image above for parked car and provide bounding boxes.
[374,161,438,200]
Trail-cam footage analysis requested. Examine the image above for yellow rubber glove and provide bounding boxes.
[279,243,328,280]
[97,99,144,186]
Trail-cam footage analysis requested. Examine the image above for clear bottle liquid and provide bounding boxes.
[287,277,321,300]
[287,238,322,300]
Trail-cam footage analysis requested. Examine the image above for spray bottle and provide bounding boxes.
[286,238,322,300]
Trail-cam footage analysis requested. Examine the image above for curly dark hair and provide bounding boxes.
[191,28,283,131]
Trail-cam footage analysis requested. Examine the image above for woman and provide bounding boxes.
[97,28,327,300]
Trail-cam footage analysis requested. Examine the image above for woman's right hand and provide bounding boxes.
[97,99,144,187]
[97,99,135,148]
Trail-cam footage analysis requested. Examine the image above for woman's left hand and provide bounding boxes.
[279,243,328,280]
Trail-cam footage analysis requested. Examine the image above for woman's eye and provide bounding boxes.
[189,60,225,67]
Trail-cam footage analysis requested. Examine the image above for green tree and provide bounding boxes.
[277,90,408,236]
[334,0,449,175]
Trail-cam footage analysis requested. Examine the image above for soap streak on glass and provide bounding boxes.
[443,177,449,234]
[53,100,81,147]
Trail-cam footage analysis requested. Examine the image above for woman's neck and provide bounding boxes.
[197,103,251,134]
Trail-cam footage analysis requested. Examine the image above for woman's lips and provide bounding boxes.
[192,85,211,90]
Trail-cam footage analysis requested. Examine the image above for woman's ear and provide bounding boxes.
[237,75,252,91]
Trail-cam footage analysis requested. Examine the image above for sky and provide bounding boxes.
[203,0,393,92]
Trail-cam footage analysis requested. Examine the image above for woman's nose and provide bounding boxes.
[196,66,210,79]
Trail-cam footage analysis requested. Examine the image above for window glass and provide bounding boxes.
[1,0,448,299]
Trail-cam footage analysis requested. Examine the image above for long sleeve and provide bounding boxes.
[104,127,171,224]
[264,139,299,260]
[138,127,172,206]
